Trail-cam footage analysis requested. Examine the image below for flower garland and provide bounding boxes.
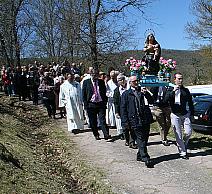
[125,57,147,76]
[159,57,177,73]
[125,56,177,78]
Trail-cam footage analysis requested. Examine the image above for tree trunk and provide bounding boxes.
[12,0,23,67]
[0,32,11,66]
[87,0,100,70]
[13,26,21,67]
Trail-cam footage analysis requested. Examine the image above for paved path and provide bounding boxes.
[59,120,212,194]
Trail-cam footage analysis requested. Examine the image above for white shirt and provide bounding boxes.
[175,89,181,105]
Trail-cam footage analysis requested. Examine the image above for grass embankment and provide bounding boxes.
[0,96,113,194]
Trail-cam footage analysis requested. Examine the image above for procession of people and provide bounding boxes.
[0,33,194,168]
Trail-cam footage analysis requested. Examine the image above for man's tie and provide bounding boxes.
[94,80,99,102]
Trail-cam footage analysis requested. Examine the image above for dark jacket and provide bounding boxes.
[82,78,107,109]
[113,87,121,115]
[120,88,154,129]
[150,86,170,108]
[164,86,194,116]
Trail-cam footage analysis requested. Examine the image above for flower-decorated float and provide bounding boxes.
[124,56,176,87]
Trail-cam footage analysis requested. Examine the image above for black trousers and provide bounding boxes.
[87,102,109,138]
[43,98,56,118]
[133,124,150,161]
[124,126,136,145]
[32,85,39,105]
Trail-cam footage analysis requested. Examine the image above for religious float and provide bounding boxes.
[125,56,176,87]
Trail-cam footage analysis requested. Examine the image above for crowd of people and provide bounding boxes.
[0,33,194,168]
[80,70,194,168]
[1,61,82,116]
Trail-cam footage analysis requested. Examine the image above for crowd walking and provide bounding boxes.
[0,58,194,168]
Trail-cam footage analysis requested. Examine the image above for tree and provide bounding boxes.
[0,0,25,67]
[186,0,212,81]
[84,0,151,69]
[23,0,63,62]
[57,0,87,62]
[186,0,212,47]
[0,0,152,68]
[24,0,87,63]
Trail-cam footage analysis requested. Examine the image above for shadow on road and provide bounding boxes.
[189,149,212,157]
[149,132,160,136]
[74,128,92,134]
[189,137,212,151]
[151,153,180,166]
[151,148,212,166]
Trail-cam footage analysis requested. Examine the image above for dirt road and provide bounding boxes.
[59,120,212,194]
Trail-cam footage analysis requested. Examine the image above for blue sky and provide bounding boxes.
[128,0,195,50]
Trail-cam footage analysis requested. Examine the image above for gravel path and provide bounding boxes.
[58,120,212,194]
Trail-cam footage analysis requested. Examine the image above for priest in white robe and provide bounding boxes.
[59,72,84,133]
[106,70,119,127]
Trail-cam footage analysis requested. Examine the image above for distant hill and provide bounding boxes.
[103,49,211,85]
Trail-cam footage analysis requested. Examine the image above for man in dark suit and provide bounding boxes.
[113,74,137,148]
[121,76,154,168]
[164,72,194,160]
[82,68,110,140]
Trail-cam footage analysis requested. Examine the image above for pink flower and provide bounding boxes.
[136,63,140,68]
[132,59,137,63]
[162,59,167,64]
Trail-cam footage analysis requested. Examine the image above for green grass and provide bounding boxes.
[0,96,114,194]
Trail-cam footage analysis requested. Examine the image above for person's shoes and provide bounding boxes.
[104,135,112,140]
[95,135,101,140]
[119,134,125,140]
[125,141,129,146]
[185,144,191,152]
[145,159,154,168]
[137,157,149,162]
[162,140,170,146]
[72,129,79,134]
[129,144,138,149]
[181,155,189,160]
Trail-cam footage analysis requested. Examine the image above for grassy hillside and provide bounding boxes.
[0,96,113,194]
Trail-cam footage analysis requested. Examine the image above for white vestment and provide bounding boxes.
[59,80,84,131]
[106,79,118,127]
